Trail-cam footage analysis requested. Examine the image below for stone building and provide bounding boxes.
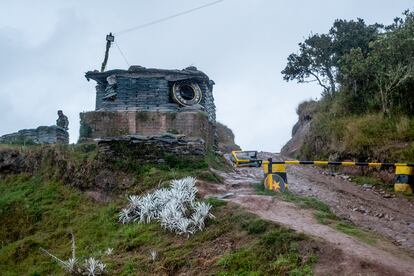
[0,110,69,145]
[0,126,69,145]
[80,65,217,147]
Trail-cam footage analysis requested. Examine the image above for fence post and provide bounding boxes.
[268,158,273,174]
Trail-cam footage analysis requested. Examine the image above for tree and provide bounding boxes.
[282,19,381,96]
[340,10,414,115]
[368,18,414,115]
[282,34,337,95]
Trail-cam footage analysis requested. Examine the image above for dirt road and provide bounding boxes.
[197,153,414,275]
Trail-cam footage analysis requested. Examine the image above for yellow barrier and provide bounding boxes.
[262,161,288,192]
[394,165,413,194]
[262,159,414,194]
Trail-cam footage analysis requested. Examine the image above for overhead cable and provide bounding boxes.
[114,40,131,67]
[114,0,224,36]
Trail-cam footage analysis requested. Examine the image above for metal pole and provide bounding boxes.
[101,33,114,72]
[268,158,272,174]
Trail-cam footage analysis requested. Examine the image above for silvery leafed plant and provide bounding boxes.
[40,232,107,275]
[119,177,215,237]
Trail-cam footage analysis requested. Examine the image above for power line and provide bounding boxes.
[114,40,131,67]
[114,0,224,36]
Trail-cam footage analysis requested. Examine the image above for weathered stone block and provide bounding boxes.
[79,110,215,147]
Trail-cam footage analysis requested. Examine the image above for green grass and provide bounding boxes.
[297,112,414,162]
[242,219,271,235]
[0,174,319,275]
[253,183,379,245]
[254,183,335,216]
[350,175,384,186]
[216,228,315,275]
[204,197,228,208]
[335,222,377,245]
[0,175,120,275]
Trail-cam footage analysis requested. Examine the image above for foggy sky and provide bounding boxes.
[1,0,412,151]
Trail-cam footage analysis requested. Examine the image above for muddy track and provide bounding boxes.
[197,153,414,275]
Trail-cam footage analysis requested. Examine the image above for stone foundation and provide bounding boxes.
[97,134,206,161]
[0,126,69,145]
[79,110,215,147]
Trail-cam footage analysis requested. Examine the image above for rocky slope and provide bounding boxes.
[215,122,241,153]
[281,101,317,158]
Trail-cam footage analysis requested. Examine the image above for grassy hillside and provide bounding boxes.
[297,100,414,162]
[0,145,318,275]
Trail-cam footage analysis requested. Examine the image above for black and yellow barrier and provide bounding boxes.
[263,158,414,194]
[394,165,413,194]
[262,159,288,192]
[230,150,262,167]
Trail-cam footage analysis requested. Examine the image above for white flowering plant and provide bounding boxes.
[40,232,107,275]
[119,177,214,237]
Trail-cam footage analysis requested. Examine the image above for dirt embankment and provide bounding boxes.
[198,154,414,275]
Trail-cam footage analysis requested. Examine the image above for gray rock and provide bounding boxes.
[219,193,234,199]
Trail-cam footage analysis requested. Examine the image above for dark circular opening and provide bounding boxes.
[179,85,195,101]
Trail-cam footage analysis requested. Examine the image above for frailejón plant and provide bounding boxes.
[119,177,214,237]
[40,232,107,275]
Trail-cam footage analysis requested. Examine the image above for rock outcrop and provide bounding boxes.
[215,122,240,153]
[281,100,318,157]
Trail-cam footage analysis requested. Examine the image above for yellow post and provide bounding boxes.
[394,165,413,194]
[262,160,288,192]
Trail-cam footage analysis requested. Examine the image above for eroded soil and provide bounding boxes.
[197,153,414,275]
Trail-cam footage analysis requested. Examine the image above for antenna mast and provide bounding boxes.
[100,33,115,72]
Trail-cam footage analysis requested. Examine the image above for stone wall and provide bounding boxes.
[199,81,216,122]
[79,110,215,147]
[100,76,171,110]
[85,66,216,123]
[97,134,206,162]
[0,126,69,145]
